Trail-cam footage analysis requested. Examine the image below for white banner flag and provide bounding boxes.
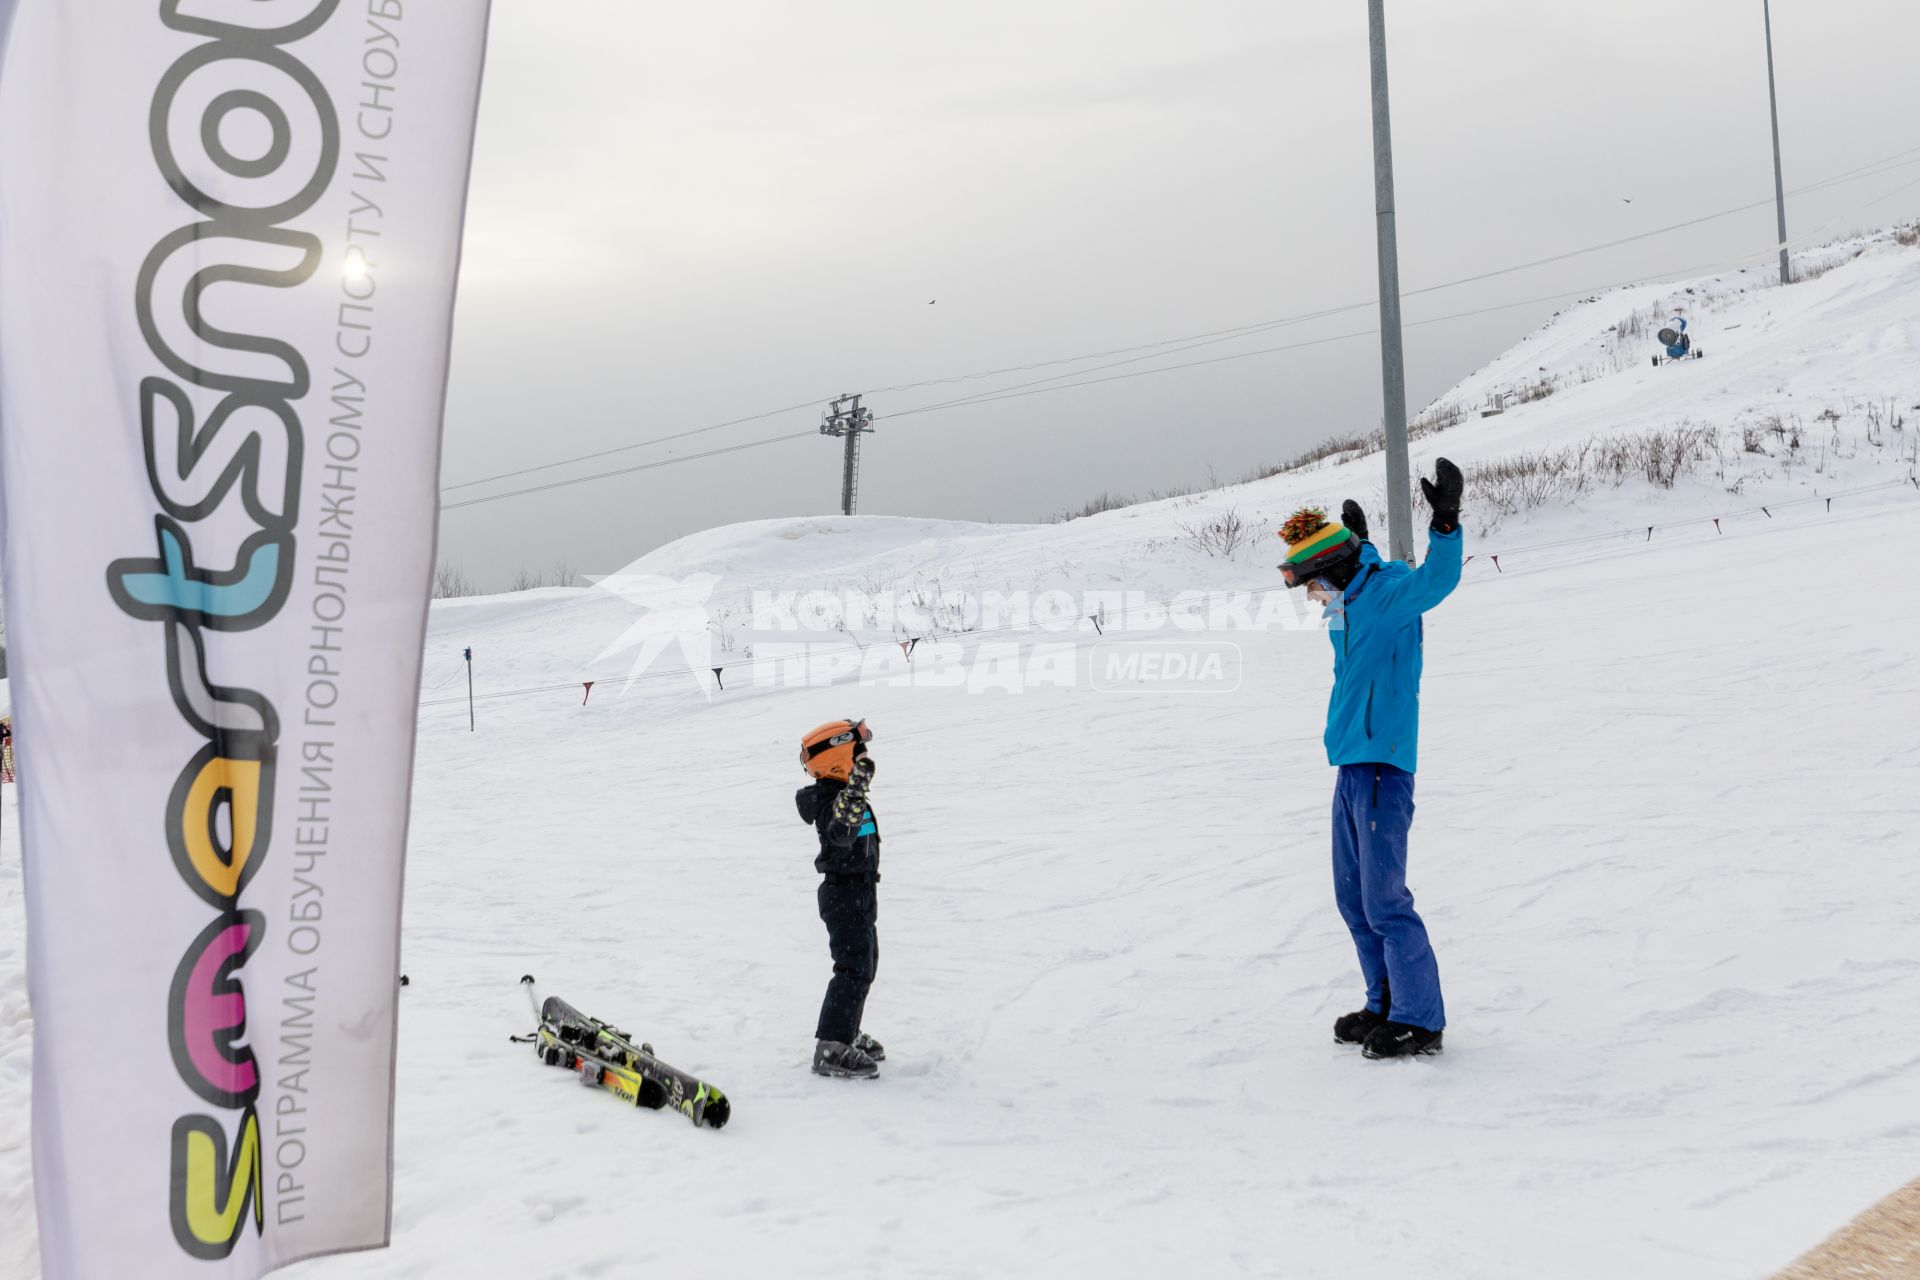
[0,1,490,1274]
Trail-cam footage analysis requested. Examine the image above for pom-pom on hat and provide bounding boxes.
[1276,507,1361,588]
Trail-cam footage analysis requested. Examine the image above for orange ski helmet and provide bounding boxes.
[800,718,872,781]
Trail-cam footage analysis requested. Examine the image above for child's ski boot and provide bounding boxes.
[812,1039,880,1078]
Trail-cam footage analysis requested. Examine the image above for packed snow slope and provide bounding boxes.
[2,234,1919,1279]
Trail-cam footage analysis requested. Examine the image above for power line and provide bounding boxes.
[439,397,824,492]
[858,303,1372,397]
[878,254,1756,422]
[435,292,1540,516]
[436,140,1920,507]
[434,214,1900,513]
[879,165,1920,426]
[855,142,1920,400]
[438,431,817,512]
[876,157,1920,422]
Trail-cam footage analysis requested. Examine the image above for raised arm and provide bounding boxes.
[1370,525,1463,622]
[1369,458,1465,623]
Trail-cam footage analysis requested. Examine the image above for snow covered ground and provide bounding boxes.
[3,236,1919,1278]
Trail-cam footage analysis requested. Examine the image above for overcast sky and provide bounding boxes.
[435,0,1920,586]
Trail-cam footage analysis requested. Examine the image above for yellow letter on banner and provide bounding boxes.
[169,1110,263,1259]
[179,756,262,899]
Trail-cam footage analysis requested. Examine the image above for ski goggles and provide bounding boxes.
[1277,561,1342,593]
[1278,561,1339,590]
[802,718,871,764]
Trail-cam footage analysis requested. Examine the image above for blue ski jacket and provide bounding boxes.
[1322,528,1463,774]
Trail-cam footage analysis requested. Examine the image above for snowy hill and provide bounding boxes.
[4,232,1920,1279]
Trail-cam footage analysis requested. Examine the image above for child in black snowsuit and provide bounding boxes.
[795,718,885,1078]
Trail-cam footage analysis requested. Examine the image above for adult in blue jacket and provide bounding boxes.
[1276,458,1464,1058]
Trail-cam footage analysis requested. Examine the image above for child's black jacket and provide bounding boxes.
[795,777,881,879]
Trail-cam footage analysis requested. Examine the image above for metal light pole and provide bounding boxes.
[1367,0,1414,563]
[1764,0,1791,285]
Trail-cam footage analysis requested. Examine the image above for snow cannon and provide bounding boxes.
[1653,318,1702,365]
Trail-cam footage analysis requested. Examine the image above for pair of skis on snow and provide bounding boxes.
[515,975,731,1130]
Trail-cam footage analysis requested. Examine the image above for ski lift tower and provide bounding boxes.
[820,393,875,516]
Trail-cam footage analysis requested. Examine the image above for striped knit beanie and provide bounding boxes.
[1277,507,1361,588]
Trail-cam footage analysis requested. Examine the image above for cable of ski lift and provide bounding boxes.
[435,140,1920,506]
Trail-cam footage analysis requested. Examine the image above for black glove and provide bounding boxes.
[1340,499,1370,543]
[1420,458,1463,534]
[829,758,875,833]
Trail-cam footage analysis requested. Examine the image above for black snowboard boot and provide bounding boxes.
[852,1031,886,1063]
[1334,983,1389,1045]
[1360,1020,1443,1059]
[1334,1007,1387,1045]
[812,1039,880,1079]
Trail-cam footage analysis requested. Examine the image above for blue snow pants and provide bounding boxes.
[1331,763,1445,1031]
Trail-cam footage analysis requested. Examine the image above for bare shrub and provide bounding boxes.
[1248,431,1379,481]
[1178,507,1249,558]
[1795,247,1865,282]
[1411,401,1466,437]
[1046,480,1202,523]
[433,562,478,599]
[509,566,546,592]
[1466,447,1594,517]
[1413,425,1723,534]
[550,558,579,588]
[1897,222,1920,247]
[1054,491,1136,522]
[1413,443,1599,534]
[1612,306,1662,341]
[1587,423,1720,488]
[1512,377,1558,405]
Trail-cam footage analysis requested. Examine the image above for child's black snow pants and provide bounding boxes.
[815,875,878,1044]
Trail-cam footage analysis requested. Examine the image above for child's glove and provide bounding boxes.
[827,759,875,838]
